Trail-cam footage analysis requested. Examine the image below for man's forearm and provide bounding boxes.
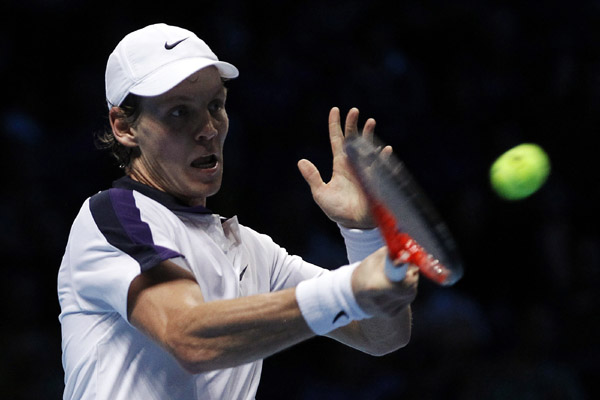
[161,288,316,373]
[130,255,415,374]
[326,306,412,356]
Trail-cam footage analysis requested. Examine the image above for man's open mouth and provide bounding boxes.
[191,155,218,169]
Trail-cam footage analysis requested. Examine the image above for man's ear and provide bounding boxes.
[109,107,138,148]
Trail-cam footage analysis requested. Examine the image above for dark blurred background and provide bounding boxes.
[1,0,599,398]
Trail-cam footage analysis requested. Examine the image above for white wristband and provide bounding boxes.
[296,262,371,335]
[337,224,385,263]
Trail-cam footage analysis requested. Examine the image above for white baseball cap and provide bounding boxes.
[105,23,239,108]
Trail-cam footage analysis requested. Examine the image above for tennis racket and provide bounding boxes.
[345,135,463,286]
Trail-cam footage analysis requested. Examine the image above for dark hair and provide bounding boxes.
[95,94,142,171]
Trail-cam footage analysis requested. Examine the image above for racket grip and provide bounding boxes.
[384,257,408,282]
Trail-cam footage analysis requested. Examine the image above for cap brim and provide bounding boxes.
[129,57,239,98]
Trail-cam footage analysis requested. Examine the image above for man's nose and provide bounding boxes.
[195,115,218,141]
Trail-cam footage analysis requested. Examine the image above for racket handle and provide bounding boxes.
[373,200,452,285]
[385,257,408,282]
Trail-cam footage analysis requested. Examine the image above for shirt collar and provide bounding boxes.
[113,176,212,214]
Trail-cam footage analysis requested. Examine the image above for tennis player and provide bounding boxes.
[58,23,419,400]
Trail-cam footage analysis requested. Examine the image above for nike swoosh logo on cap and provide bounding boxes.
[164,37,188,50]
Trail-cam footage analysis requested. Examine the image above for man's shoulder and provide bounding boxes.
[88,186,181,236]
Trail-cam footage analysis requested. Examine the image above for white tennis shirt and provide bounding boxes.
[58,176,383,400]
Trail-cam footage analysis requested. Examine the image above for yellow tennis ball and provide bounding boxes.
[490,143,551,200]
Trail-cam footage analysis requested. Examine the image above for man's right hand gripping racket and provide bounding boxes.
[345,136,463,286]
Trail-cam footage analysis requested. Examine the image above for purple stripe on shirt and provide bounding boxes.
[90,188,182,272]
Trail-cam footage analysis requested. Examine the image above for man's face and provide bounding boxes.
[129,67,229,206]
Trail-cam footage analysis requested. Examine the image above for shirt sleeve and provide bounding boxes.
[235,225,326,292]
[268,247,327,292]
[58,189,183,322]
[242,225,385,292]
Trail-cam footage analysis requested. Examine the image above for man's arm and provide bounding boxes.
[127,107,418,373]
[127,259,315,373]
[327,308,412,356]
[326,248,419,356]
[297,107,419,354]
[128,246,417,373]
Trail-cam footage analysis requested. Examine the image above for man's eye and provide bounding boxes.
[171,107,188,117]
[209,100,225,113]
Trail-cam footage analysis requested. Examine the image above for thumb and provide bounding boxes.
[297,159,325,193]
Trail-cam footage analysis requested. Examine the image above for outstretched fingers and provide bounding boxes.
[362,117,376,142]
[328,107,345,156]
[344,108,377,141]
[344,107,360,138]
[329,107,377,156]
[297,159,324,193]
[380,145,393,160]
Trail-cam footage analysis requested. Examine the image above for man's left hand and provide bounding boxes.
[298,107,382,229]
